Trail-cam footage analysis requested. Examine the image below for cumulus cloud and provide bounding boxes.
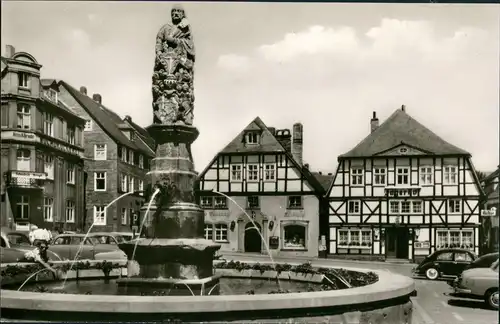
[216,53,251,72]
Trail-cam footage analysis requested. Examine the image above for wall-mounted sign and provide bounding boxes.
[1,130,40,143]
[11,171,47,180]
[40,138,83,157]
[269,236,279,249]
[481,208,497,217]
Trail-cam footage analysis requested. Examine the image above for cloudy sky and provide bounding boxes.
[2,2,499,173]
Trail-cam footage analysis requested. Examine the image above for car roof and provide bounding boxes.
[89,232,116,236]
[477,252,499,260]
[432,248,475,255]
[55,233,86,237]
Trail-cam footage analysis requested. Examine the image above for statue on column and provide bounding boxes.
[152,4,195,125]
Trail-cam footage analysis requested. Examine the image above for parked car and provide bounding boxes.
[111,232,136,241]
[50,234,127,261]
[412,248,477,280]
[89,232,127,245]
[463,252,499,272]
[449,259,499,309]
[0,229,61,263]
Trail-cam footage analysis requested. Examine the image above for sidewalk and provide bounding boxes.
[220,252,417,267]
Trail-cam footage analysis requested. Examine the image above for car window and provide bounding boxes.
[84,238,95,245]
[7,233,31,246]
[53,237,69,245]
[114,236,125,243]
[455,252,473,262]
[86,237,100,245]
[1,237,6,247]
[437,252,453,261]
[70,237,83,245]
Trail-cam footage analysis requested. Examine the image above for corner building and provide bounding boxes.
[1,45,85,231]
[327,106,483,262]
[57,81,155,232]
[196,117,326,257]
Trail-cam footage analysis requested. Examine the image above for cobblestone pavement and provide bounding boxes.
[222,253,499,324]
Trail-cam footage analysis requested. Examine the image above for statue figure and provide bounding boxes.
[152,4,195,125]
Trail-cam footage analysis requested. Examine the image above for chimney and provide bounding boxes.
[92,93,102,104]
[401,104,406,112]
[80,86,87,95]
[328,172,332,175]
[4,45,15,58]
[370,111,379,133]
[292,123,303,165]
[319,171,322,175]
[275,129,291,152]
[124,115,132,122]
[304,163,309,170]
[268,127,276,136]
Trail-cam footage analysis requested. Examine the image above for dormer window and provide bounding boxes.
[399,147,408,153]
[246,132,259,145]
[44,89,58,103]
[18,72,29,88]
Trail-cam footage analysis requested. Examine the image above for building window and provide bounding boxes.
[214,224,228,242]
[288,196,302,208]
[121,208,128,225]
[67,127,76,145]
[247,164,259,182]
[139,155,144,168]
[93,206,106,226]
[131,209,136,225]
[283,224,307,250]
[121,148,128,163]
[444,166,458,184]
[44,155,54,180]
[396,167,409,185]
[66,201,75,223]
[204,224,213,240]
[247,196,259,209]
[94,172,106,191]
[16,149,31,171]
[66,164,75,184]
[246,132,259,144]
[436,230,474,249]
[401,201,411,213]
[448,199,461,214]
[230,164,242,182]
[389,200,423,214]
[412,201,422,213]
[399,147,408,154]
[43,112,54,136]
[390,201,399,213]
[128,151,134,164]
[214,197,227,209]
[373,168,386,185]
[17,104,31,129]
[94,144,107,160]
[139,180,144,196]
[128,177,135,193]
[264,163,276,181]
[18,72,30,88]
[200,196,213,208]
[121,174,128,192]
[351,168,363,186]
[338,228,372,248]
[84,120,92,131]
[16,195,29,219]
[43,89,58,102]
[420,167,433,185]
[43,197,53,222]
[348,200,360,214]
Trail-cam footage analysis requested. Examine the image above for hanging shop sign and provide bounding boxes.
[40,138,83,157]
[11,170,47,180]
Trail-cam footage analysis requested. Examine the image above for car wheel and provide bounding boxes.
[425,267,439,280]
[485,289,499,310]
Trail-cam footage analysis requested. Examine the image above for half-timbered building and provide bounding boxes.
[327,106,484,262]
[480,167,499,253]
[196,117,326,257]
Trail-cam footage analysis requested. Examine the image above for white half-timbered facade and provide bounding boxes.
[197,117,326,257]
[327,106,484,262]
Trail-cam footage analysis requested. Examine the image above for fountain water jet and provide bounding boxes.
[130,188,160,262]
[17,268,53,291]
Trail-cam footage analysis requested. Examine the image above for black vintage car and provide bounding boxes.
[412,248,477,280]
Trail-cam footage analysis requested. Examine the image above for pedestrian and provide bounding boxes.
[23,227,61,279]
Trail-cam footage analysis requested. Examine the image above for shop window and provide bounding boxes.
[337,228,372,248]
[214,224,228,242]
[283,224,307,250]
[436,230,474,249]
[204,223,213,240]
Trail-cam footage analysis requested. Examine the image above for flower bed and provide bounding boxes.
[214,260,378,293]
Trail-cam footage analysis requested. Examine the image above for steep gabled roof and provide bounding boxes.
[220,117,286,154]
[59,80,154,157]
[311,172,335,191]
[124,116,156,151]
[340,108,469,159]
[198,116,326,195]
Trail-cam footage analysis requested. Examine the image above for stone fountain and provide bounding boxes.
[117,4,221,296]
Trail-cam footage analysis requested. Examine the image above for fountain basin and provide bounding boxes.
[1,260,414,323]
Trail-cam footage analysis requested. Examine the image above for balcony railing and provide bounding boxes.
[4,170,47,188]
